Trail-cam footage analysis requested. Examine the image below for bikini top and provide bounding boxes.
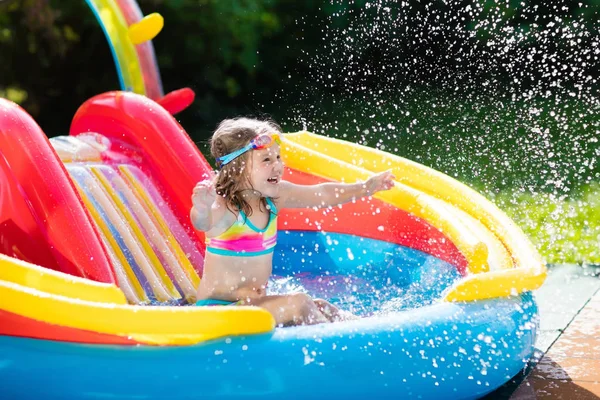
[205,198,278,257]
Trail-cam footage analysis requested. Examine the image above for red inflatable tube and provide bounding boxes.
[0,99,116,283]
[281,169,468,274]
[0,310,139,345]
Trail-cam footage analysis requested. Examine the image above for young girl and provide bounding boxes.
[191,117,395,326]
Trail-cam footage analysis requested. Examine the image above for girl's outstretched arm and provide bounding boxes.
[278,170,395,209]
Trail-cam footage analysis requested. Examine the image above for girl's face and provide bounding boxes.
[247,142,283,198]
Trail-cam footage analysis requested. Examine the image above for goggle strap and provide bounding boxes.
[216,134,281,168]
[216,144,252,166]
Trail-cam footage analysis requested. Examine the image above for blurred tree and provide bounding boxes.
[0,0,597,140]
[0,0,116,134]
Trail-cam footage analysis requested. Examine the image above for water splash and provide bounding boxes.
[262,0,600,263]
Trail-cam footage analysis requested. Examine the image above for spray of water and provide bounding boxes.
[264,0,599,265]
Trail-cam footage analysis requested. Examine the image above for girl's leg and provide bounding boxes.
[246,293,329,326]
[314,299,359,322]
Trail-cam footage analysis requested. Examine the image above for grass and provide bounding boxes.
[494,183,600,264]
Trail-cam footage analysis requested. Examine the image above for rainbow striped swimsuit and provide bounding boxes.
[205,198,278,257]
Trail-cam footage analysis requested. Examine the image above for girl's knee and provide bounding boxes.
[313,298,328,307]
[288,293,312,306]
[289,293,326,324]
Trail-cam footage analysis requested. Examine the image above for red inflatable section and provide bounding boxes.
[70,91,212,257]
[281,169,469,275]
[0,310,139,345]
[0,99,116,283]
[157,88,195,115]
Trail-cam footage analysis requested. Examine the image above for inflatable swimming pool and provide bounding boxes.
[0,91,544,400]
[0,1,546,398]
[0,252,538,400]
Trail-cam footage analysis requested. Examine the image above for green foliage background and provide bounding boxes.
[0,0,599,263]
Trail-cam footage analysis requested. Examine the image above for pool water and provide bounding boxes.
[272,231,462,316]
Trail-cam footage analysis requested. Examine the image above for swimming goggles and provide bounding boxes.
[216,133,281,168]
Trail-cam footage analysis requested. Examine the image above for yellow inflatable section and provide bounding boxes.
[128,12,164,44]
[0,254,275,345]
[0,254,127,304]
[282,132,546,302]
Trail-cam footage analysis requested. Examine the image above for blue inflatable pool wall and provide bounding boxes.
[0,231,538,400]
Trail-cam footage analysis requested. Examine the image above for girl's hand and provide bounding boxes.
[192,179,217,208]
[364,170,396,196]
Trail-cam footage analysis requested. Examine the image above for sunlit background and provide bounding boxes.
[1,0,598,263]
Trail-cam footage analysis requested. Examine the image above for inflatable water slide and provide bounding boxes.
[0,0,546,399]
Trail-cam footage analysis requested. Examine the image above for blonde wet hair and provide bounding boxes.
[210,117,282,216]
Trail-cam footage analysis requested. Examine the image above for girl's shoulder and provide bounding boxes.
[212,195,231,217]
[205,197,237,238]
[266,197,280,214]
